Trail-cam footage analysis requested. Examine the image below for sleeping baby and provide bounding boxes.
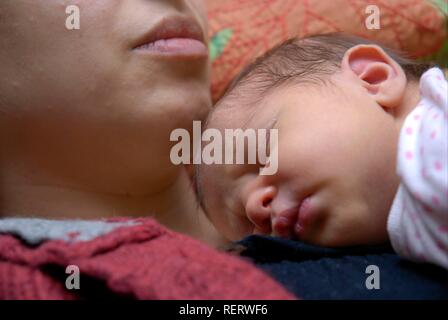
[196,33,448,269]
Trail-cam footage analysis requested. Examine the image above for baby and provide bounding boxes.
[196,33,448,269]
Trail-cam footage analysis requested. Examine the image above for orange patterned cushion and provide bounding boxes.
[208,0,447,102]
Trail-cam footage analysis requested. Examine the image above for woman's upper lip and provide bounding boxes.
[133,15,205,50]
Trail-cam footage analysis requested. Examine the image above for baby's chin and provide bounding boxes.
[297,225,389,248]
[219,216,256,242]
[298,233,348,248]
[221,211,388,247]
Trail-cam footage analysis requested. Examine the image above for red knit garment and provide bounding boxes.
[0,218,294,300]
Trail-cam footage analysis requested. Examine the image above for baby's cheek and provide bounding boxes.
[313,204,381,247]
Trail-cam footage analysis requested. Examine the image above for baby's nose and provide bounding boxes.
[245,186,276,234]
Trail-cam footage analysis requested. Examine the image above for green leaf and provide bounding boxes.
[431,0,448,16]
[209,28,234,61]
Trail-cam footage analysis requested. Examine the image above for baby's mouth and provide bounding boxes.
[272,197,313,238]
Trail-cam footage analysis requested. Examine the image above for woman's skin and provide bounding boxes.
[0,0,226,246]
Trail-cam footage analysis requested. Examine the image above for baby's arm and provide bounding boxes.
[388,68,448,269]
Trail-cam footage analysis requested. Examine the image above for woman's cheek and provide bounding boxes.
[189,0,208,33]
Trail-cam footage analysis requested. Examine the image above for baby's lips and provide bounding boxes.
[272,217,291,237]
[272,207,300,237]
[294,223,304,236]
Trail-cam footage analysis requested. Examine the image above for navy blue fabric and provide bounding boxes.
[238,235,448,299]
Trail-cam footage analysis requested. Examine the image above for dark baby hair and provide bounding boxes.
[223,32,433,102]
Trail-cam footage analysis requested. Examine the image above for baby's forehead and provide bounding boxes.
[207,83,279,131]
[207,95,258,130]
[208,81,299,131]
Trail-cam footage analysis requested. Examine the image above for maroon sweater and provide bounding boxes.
[0,218,294,299]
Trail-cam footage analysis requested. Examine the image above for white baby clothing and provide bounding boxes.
[388,67,448,269]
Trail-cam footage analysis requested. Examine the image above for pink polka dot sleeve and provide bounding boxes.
[387,68,448,270]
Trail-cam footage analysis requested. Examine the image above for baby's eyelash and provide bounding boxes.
[266,118,278,154]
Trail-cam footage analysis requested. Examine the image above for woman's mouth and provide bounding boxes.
[133,15,208,58]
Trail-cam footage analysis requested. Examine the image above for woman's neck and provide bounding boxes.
[0,166,228,248]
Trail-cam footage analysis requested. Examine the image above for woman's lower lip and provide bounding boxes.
[133,38,208,58]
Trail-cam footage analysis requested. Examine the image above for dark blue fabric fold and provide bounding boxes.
[238,235,448,299]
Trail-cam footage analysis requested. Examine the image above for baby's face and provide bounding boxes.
[200,76,401,247]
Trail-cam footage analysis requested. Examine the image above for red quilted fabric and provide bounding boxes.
[0,218,294,300]
[208,0,447,101]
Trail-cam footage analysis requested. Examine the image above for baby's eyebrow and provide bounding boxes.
[241,107,259,131]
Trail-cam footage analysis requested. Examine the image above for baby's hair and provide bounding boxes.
[223,32,432,104]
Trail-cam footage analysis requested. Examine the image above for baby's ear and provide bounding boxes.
[341,45,407,108]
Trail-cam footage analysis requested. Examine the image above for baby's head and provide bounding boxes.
[197,33,429,247]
